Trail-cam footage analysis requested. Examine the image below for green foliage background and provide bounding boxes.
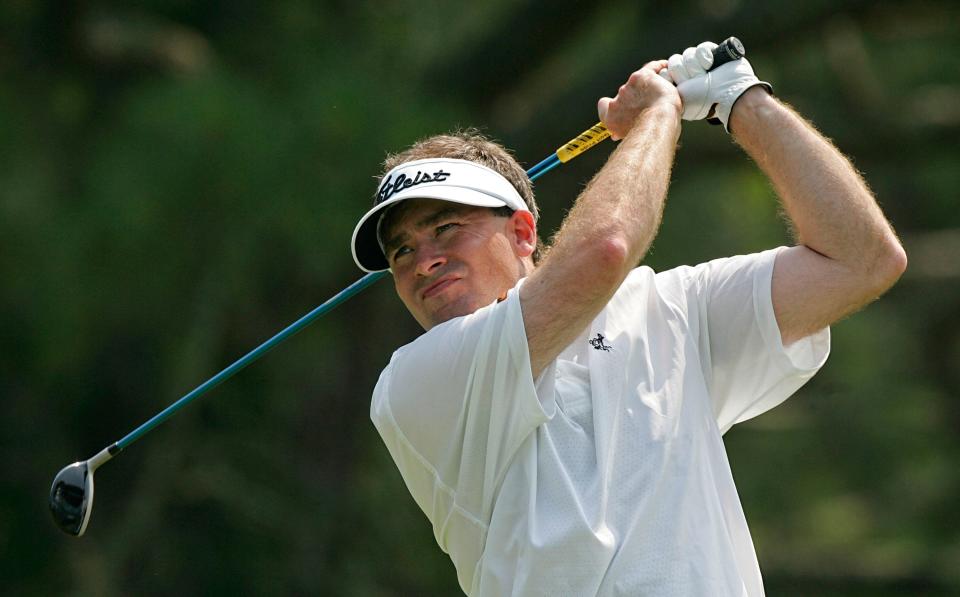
[2,1,958,595]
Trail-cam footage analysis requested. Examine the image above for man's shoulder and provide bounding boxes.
[640,249,783,293]
[609,250,780,322]
[614,262,695,304]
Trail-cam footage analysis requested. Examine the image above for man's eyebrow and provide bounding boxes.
[383,232,407,259]
[381,230,408,257]
[382,206,466,256]
[417,206,463,229]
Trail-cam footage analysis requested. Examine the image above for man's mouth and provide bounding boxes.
[422,277,459,300]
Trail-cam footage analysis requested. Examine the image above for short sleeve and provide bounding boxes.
[370,282,552,549]
[692,247,830,433]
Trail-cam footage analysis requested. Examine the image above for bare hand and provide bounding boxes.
[597,60,681,140]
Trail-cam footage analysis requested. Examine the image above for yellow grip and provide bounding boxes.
[555,122,611,163]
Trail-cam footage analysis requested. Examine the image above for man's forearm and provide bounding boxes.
[522,100,680,377]
[728,87,906,343]
[554,103,680,274]
[730,88,905,285]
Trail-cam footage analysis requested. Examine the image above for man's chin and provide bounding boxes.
[422,310,464,331]
[421,299,480,330]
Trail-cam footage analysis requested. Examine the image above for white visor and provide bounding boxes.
[351,158,530,272]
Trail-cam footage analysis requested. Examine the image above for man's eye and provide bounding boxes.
[392,246,412,261]
[436,222,458,235]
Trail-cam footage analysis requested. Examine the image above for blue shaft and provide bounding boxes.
[97,43,755,455]
[113,154,564,452]
[116,270,388,449]
[528,155,561,181]
[527,154,559,180]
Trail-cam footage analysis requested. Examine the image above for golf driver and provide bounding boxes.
[50,37,745,536]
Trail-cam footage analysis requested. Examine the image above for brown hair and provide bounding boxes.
[378,129,545,263]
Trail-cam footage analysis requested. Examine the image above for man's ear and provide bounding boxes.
[507,210,537,259]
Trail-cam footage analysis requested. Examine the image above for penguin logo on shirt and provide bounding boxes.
[589,333,612,352]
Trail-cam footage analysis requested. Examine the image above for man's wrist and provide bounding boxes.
[626,100,681,137]
[648,97,683,119]
[728,85,776,136]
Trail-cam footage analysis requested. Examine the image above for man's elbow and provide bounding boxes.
[560,234,634,296]
[868,235,908,295]
[593,235,634,284]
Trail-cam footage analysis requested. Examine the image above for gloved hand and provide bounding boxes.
[659,41,772,132]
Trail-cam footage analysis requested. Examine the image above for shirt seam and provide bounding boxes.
[718,247,827,433]
[380,389,491,534]
[754,246,829,373]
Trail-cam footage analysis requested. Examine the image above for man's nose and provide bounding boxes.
[415,245,446,277]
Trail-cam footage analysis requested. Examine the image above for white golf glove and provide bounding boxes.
[659,41,772,132]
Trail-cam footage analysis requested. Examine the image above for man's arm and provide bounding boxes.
[520,60,681,377]
[729,87,907,346]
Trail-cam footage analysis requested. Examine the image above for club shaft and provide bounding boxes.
[105,37,746,453]
[113,157,571,452]
[115,270,388,450]
[527,154,559,180]
[538,36,744,170]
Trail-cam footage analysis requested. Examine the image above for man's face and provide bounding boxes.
[380,198,534,330]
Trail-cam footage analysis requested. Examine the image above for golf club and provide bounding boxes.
[526,36,744,180]
[50,36,745,536]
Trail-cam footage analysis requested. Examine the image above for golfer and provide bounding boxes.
[351,41,906,596]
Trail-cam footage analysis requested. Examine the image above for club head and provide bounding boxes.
[49,461,94,536]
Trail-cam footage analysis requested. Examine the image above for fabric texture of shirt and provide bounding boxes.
[370,247,830,596]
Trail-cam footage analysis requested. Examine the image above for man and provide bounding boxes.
[350,41,906,596]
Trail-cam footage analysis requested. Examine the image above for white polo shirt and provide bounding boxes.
[371,247,830,596]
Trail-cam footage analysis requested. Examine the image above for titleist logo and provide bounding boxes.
[376,169,451,205]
